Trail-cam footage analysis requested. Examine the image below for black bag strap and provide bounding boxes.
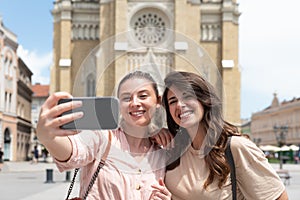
[225,136,237,200]
[65,131,112,200]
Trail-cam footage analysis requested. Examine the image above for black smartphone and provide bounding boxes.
[58,97,119,130]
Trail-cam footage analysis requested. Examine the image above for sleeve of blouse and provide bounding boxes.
[54,130,108,172]
[231,136,285,200]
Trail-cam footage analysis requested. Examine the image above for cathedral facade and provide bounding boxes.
[50,0,241,124]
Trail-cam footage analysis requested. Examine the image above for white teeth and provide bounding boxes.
[131,111,144,116]
[180,111,192,119]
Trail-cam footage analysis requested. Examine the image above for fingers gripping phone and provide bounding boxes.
[58,97,119,130]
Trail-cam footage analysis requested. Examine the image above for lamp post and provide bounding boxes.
[273,125,288,169]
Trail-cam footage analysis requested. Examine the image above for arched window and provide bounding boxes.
[4,57,9,75]
[8,93,12,112]
[21,104,25,118]
[9,59,13,77]
[4,128,11,161]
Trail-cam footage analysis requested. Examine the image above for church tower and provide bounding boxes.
[51,0,241,124]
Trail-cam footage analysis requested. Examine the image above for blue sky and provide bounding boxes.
[0,0,53,84]
[1,0,300,120]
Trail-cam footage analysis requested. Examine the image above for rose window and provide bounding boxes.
[132,12,167,46]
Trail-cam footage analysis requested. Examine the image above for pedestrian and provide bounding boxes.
[31,145,39,164]
[0,147,3,171]
[36,71,172,200]
[0,147,3,163]
[162,71,288,200]
[42,147,49,162]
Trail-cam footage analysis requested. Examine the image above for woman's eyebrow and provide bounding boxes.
[119,89,149,97]
[137,89,150,94]
[168,96,177,101]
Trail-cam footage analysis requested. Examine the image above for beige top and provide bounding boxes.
[165,136,285,200]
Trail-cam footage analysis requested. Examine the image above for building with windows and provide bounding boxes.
[31,84,49,127]
[251,93,300,146]
[30,83,49,160]
[50,0,241,125]
[0,18,33,161]
[17,59,33,161]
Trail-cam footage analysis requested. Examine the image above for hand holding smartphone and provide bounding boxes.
[58,97,119,130]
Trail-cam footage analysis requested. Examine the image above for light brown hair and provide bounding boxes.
[162,71,241,189]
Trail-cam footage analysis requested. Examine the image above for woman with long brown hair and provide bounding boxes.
[162,71,288,200]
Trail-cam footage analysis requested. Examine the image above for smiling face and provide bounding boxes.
[166,85,204,132]
[118,77,159,128]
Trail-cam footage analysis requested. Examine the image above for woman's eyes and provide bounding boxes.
[139,94,148,99]
[168,94,194,105]
[121,97,131,102]
[168,100,176,105]
[183,94,194,100]
[168,98,177,105]
[121,94,149,102]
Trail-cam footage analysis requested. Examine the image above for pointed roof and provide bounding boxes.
[271,92,279,108]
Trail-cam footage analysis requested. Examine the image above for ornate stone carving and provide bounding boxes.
[127,51,173,78]
[201,23,221,41]
[72,23,99,40]
[200,2,222,42]
[132,12,167,46]
[128,2,174,50]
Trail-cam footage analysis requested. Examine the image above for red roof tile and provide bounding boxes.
[32,84,49,97]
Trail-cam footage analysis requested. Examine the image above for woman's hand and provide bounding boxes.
[151,128,174,149]
[149,178,172,200]
[37,92,83,142]
[36,92,83,161]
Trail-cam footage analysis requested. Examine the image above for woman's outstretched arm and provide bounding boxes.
[36,92,83,161]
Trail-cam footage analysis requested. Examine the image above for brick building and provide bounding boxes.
[31,84,49,128]
[30,83,49,157]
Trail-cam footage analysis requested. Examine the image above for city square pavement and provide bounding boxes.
[0,161,80,200]
[0,161,300,200]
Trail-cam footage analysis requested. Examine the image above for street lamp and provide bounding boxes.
[273,125,288,169]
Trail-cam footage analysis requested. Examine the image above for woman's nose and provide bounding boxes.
[131,96,141,106]
[177,99,186,108]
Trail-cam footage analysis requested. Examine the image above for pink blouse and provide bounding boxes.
[55,128,167,200]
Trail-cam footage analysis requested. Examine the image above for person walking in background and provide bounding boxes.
[31,145,39,164]
[162,71,288,200]
[42,147,49,163]
[36,71,171,200]
[0,147,4,171]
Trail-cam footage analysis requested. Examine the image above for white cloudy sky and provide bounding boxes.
[17,46,52,84]
[1,0,299,119]
[239,0,300,118]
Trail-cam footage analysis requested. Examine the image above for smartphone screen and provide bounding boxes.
[58,97,119,130]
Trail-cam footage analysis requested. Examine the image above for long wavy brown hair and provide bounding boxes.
[162,71,241,189]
